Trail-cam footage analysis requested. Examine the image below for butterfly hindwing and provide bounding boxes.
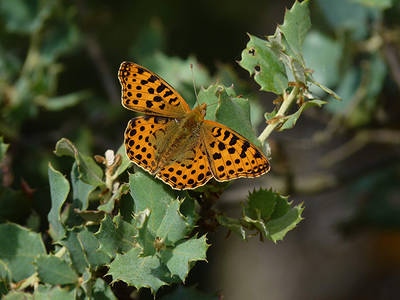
[201,120,270,181]
[119,62,190,118]
[156,142,213,190]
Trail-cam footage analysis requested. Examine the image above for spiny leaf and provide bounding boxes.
[239,34,288,94]
[160,235,209,281]
[280,0,311,61]
[95,214,136,257]
[33,285,77,300]
[70,162,95,211]
[108,247,171,295]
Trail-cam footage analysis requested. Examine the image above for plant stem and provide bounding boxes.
[258,86,299,144]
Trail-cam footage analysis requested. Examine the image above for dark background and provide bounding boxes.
[1,0,400,299]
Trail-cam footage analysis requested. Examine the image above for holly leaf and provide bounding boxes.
[160,235,209,281]
[108,247,172,295]
[239,34,288,94]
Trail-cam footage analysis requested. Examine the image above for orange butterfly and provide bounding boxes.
[119,62,270,190]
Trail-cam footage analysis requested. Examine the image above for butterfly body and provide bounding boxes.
[119,61,270,190]
[152,104,206,173]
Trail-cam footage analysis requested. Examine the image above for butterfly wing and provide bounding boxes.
[155,142,213,190]
[201,120,270,181]
[125,115,173,173]
[119,62,191,118]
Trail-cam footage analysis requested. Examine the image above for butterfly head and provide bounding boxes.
[192,102,207,120]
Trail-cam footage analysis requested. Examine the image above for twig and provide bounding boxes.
[258,86,300,144]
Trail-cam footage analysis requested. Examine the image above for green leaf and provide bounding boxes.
[351,0,392,9]
[129,170,177,231]
[0,223,46,282]
[54,138,104,187]
[279,100,327,131]
[3,291,33,300]
[179,196,199,229]
[60,229,89,274]
[98,183,130,213]
[33,285,77,300]
[71,162,95,211]
[34,255,78,285]
[77,228,111,268]
[108,247,171,295]
[95,214,136,257]
[266,203,304,242]
[48,163,70,241]
[239,34,288,94]
[162,286,219,300]
[0,137,9,164]
[244,189,277,221]
[156,199,190,246]
[160,235,208,281]
[280,0,311,60]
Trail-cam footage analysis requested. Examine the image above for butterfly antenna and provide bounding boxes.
[190,64,200,107]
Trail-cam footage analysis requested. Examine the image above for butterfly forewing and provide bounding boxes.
[201,120,270,181]
[119,62,190,118]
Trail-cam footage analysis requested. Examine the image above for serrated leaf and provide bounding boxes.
[162,286,219,300]
[279,100,327,130]
[33,285,77,300]
[98,183,129,213]
[48,163,69,241]
[54,138,104,187]
[0,137,9,163]
[266,203,304,242]
[160,235,208,281]
[216,215,246,240]
[35,255,78,285]
[0,223,46,282]
[2,291,33,300]
[280,0,311,61]
[95,214,136,257]
[247,189,280,220]
[71,162,95,211]
[77,228,111,268]
[108,247,171,295]
[239,34,288,94]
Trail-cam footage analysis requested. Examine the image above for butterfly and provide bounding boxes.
[119,61,270,190]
